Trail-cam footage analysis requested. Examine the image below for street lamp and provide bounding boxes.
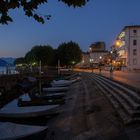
[90,58,94,72]
[110,51,113,78]
[89,47,92,52]
[99,56,102,60]
[115,40,122,47]
[99,56,102,74]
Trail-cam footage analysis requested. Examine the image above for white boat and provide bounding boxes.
[52,80,72,85]
[0,94,59,120]
[0,122,47,140]
[36,92,66,99]
[51,82,71,87]
[52,76,81,86]
[18,93,65,106]
[43,86,69,92]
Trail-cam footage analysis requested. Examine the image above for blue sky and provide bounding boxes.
[0,0,140,57]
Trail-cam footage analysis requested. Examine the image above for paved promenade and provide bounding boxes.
[75,68,140,90]
[45,73,140,140]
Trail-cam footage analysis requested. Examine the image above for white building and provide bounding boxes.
[89,42,109,67]
[113,25,140,70]
[77,52,90,68]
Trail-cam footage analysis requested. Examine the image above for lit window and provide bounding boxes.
[133,40,137,46]
[133,49,137,55]
[133,59,137,65]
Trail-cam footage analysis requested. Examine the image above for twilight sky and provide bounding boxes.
[0,0,140,58]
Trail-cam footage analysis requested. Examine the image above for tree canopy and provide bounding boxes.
[57,41,82,66]
[14,57,26,65]
[25,45,54,66]
[15,41,82,67]
[0,0,89,24]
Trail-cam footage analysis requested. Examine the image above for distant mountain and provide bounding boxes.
[0,59,8,66]
[0,57,15,66]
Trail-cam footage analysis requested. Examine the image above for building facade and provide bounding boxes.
[113,25,140,70]
[89,42,109,67]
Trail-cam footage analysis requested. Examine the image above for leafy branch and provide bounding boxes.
[0,0,89,25]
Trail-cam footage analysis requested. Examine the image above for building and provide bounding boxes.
[113,25,140,70]
[77,52,90,68]
[89,42,109,67]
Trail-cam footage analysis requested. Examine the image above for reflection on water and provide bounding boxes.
[0,66,18,75]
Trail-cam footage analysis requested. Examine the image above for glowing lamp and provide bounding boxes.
[115,40,122,47]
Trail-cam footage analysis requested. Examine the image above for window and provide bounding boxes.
[133,59,137,65]
[133,40,137,46]
[133,49,137,55]
[133,29,137,34]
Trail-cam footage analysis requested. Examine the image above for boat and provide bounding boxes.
[32,92,66,99]
[16,90,66,107]
[51,80,72,87]
[18,93,65,106]
[43,86,69,92]
[0,122,47,140]
[0,94,59,122]
[51,76,81,87]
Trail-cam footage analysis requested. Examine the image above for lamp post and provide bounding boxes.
[99,56,102,74]
[58,59,60,76]
[90,58,94,72]
[71,61,75,71]
[39,60,42,95]
[89,47,92,52]
[110,51,113,78]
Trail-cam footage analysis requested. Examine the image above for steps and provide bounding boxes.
[84,73,140,124]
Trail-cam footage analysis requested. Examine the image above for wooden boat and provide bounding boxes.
[51,81,71,87]
[33,92,66,99]
[18,94,65,107]
[18,98,65,107]
[43,86,69,92]
[0,122,47,140]
[51,76,81,87]
[0,94,59,121]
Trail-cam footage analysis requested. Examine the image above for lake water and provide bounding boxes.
[0,66,17,75]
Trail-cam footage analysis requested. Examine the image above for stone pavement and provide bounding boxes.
[94,70,140,90]
[75,68,140,90]
[44,73,140,140]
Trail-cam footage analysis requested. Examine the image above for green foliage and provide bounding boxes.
[15,41,82,66]
[25,45,55,66]
[14,57,26,65]
[0,0,89,24]
[57,41,82,66]
[59,0,89,7]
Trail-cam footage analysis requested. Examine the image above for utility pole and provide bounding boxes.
[39,60,41,95]
[58,59,60,76]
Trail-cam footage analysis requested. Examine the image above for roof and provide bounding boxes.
[123,25,140,30]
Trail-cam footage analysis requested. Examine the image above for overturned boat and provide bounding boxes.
[0,94,59,122]
[0,122,48,140]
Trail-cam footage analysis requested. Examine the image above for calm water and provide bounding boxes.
[0,66,17,75]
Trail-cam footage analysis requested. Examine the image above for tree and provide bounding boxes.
[0,0,89,25]
[25,45,55,66]
[14,57,26,65]
[57,41,82,66]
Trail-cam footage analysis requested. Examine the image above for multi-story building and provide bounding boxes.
[77,52,90,68]
[113,25,140,70]
[89,42,109,67]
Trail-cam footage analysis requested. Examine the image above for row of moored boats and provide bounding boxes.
[0,73,81,140]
